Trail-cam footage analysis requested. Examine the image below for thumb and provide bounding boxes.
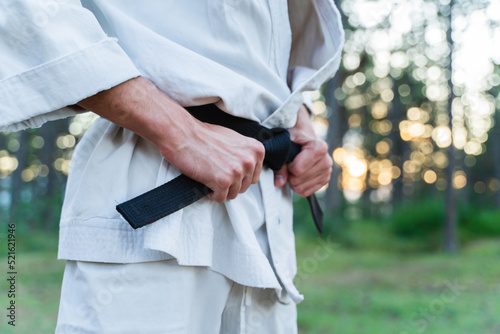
[274,165,288,187]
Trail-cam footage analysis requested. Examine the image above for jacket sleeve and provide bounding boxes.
[287,0,344,92]
[263,0,343,128]
[0,0,140,132]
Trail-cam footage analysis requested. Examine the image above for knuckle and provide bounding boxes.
[242,157,254,170]
[290,165,302,176]
[216,175,231,189]
[317,140,329,154]
[321,159,332,170]
[293,185,303,195]
[253,141,265,158]
[231,164,243,177]
[212,193,225,203]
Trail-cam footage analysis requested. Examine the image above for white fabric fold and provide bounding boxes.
[0,0,140,131]
[1,0,344,305]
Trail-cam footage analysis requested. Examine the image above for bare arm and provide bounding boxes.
[78,76,265,202]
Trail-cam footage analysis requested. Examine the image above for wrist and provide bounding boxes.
[292,105,317,139]
[132,89,202,159]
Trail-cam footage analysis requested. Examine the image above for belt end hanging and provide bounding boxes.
[306,195,324,234]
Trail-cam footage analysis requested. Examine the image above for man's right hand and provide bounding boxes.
[160,122,264,203]
[77,76,265,202]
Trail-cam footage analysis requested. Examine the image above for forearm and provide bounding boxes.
[291,105,317,139]
[77,76,264,202]
[77,76,197,159]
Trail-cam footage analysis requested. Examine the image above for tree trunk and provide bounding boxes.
[38,122,60,230]
[10,131,30,225]
[0,134,5,195]
[444,0,458,253]
[390,78,406,204]
[38,118,71,230]
[324,76,344,219]
[492,95,500,207]
[324,0,346,228]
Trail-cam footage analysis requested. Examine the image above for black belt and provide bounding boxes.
[116,104,324,233]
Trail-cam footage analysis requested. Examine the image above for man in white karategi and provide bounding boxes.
[0,0,344,332]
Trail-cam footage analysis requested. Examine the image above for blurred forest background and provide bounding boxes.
[2,0,499,250]
[1,0,500,333]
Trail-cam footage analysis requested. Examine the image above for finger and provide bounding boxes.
[239,174,253,194]
[290,169,332,197]
[289,141,329,176]
[226,181,242,200]
[288,150,317,177]
[289,156,332,187]
[289,129,315,146]
[274,165,288,187]
[251,157,263,185]
[209,186,230,203]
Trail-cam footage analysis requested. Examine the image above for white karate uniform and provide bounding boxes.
[56,225,298,334]
[0,0,343,331]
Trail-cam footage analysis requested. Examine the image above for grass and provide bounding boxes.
[1,231,500,333]
[295,236,500,334]
[0,232,64,334]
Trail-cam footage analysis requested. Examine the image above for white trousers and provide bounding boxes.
[55,227,297,334]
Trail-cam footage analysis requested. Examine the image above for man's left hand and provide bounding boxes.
[274,105,333,197]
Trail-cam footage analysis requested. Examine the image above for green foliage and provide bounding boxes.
[0,232,63,334]
[390,197,445,238]
[293,194,350,237]
[8,191,63,233]
[297,194,500,253]
[296,234,500,334]
[5,231,500,333]
[386,197,500,251]
[293,196,319,236]
[459,206,500,239]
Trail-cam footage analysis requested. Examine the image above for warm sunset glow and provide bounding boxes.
[423,170,437,184]
[452,171,467,190]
